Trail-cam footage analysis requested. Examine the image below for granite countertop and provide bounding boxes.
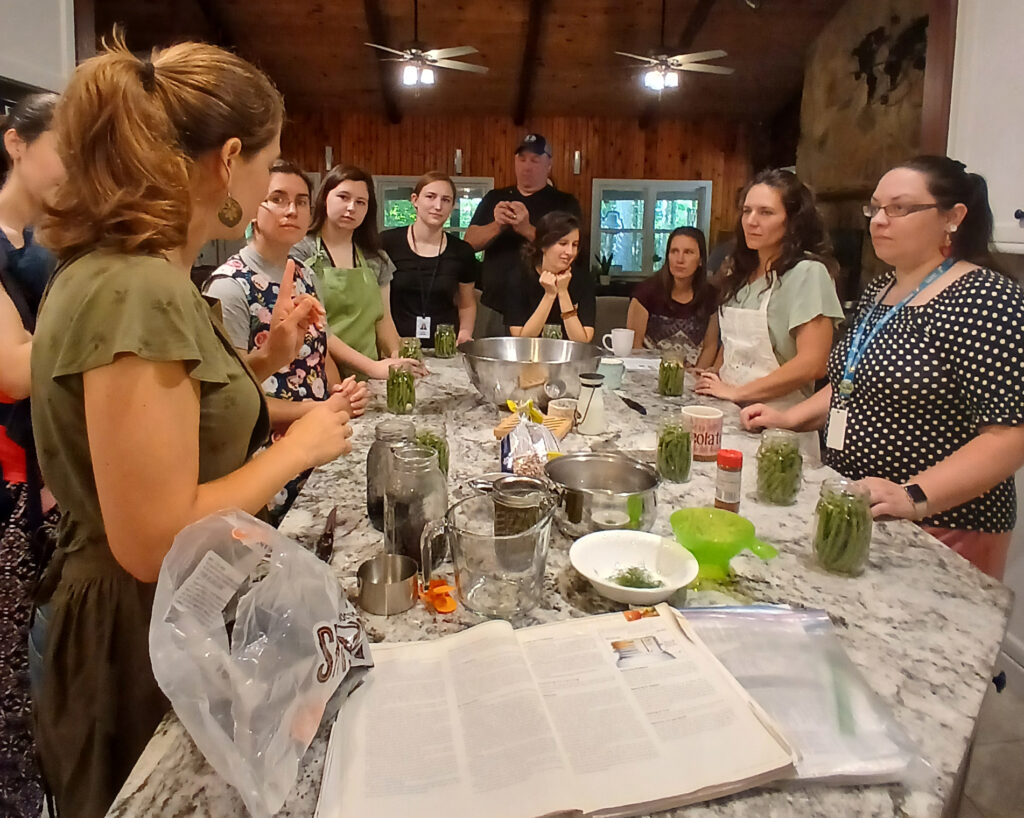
[108,355,1012,818]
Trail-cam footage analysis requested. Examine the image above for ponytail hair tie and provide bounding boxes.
[139,60,157,92]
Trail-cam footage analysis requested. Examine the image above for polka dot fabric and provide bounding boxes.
[824,268,1024,533]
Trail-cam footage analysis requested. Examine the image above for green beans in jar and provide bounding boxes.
[386,364,416,414]
[658,356,684,397]
[399,337,424,361]
[756,429,802,505]
[813,478,872,576]
[433,324,457,358]
[415,429,449,475]
[657,419,692,482]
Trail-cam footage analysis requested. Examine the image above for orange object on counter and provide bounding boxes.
[419,578,456,613]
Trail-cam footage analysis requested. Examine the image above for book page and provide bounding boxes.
[514,606,796,816]
[315,620,580,818]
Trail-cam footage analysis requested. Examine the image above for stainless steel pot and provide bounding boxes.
[459,337,603,409]
[544,452,660,539]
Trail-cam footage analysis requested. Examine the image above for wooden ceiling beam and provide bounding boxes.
[639,0,718,131]
[513,0,548,126]
[363,0,403,124]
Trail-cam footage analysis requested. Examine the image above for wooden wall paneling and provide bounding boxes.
[282,112,751,246]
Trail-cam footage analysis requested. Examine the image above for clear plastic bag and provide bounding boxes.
[150,510,373,817]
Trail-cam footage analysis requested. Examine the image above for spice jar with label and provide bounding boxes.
[714,449,743,513]
[366,419,416,530]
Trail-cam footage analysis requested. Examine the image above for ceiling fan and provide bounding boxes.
[365,0,488,86]
[615,0,735,90]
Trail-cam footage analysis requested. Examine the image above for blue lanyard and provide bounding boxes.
[838,257,957,398]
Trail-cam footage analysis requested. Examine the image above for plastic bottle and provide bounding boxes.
[715,449,743,513]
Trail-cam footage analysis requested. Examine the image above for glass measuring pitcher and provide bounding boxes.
[420,492,554,620]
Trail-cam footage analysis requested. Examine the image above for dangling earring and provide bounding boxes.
[218,194,243,228]
[940,226,955,258]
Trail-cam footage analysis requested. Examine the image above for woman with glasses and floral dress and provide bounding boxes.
[742,156,1024,579]
[205,161,369,522]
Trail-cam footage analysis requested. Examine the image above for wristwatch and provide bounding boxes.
[902,483,929,520]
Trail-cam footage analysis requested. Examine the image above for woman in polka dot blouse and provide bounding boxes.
[742,156,1024,579]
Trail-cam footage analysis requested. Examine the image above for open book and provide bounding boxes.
[315,605,796,818]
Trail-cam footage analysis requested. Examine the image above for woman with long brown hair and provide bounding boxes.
[30,34,352,815]
[626,226,719,367]
[295,164,410,373]
[696,169,842,457]
[506,211,595,343]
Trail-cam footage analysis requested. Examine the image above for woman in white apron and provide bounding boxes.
[696,169,843,461]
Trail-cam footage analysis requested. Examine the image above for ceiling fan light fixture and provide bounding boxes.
[664,70,679,88]
[420,67,435,85]
[643,69,665,91]
[402,65,420,86]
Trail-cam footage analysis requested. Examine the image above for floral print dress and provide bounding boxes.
[207,251,329,523]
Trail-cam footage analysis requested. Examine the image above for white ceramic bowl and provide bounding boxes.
[569,530,699,605]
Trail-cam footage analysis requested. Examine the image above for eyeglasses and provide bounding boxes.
[862,202,939,219]
[263,192,311,211]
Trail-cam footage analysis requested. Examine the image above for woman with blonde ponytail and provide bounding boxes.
[30,32,353,815]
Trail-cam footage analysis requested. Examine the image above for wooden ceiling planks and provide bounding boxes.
[93,0,842,121]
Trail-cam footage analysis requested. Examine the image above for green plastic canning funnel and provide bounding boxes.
[669,507,778,580]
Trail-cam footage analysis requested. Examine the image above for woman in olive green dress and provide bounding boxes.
[30,34,353,817]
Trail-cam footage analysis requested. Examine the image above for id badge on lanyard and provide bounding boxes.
[415,316,431,340]
[828,258,957,452]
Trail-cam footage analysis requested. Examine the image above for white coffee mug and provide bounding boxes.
[602,328,635,358]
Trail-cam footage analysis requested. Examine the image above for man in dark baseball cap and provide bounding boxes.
[465,133,582,330]
[515,133,552,157]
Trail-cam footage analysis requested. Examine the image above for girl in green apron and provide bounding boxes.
[296,165,402,365]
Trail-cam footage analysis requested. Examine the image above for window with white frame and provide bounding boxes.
[375,176,493,242]
[590,180,712,278]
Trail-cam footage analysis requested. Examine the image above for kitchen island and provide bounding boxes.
[107,355,1012,818]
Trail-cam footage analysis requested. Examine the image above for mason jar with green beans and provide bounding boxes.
[756,429,803,505]
[657,417,692,482]
[813,478,873,576]
[386,363,416,414]
[658,352,684,397]
[542,324,564,340]
[399,337,424,361]
[415,424,449,476]
[433,323,457,358]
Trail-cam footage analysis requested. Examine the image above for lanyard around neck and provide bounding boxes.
[838,257,957,398]
[408,224,445,315]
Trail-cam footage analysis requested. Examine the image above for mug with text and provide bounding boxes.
[602,328,635,358]
[681,406,724,462]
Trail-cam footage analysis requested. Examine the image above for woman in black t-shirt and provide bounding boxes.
[507,211,595,343]
[381,171,478,347]
[740,156,1024,579]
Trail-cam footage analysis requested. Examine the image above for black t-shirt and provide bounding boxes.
[380,227,479,345]
[470,185,583,313]
[505,263,596,336]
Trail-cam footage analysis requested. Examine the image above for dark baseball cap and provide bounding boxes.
[515,133,552,157]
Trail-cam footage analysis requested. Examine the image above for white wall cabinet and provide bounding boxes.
[947,0,1024,253]
[0,0,75,92]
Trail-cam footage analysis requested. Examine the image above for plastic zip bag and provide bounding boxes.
[150,510,373,817]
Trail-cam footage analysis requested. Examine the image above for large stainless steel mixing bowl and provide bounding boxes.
[459,337,603,408]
